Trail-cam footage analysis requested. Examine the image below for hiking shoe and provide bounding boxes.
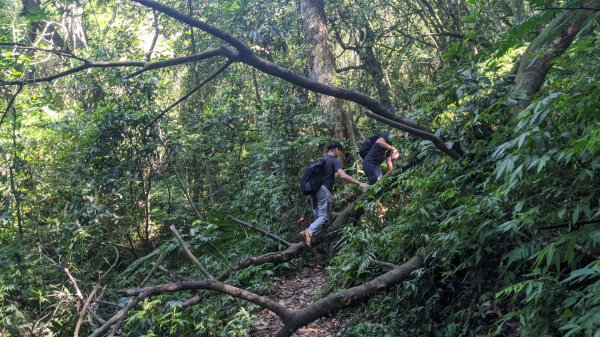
[303,229,312,247]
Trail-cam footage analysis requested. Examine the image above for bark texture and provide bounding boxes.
[514,2,598,107]
[300,0,357,142]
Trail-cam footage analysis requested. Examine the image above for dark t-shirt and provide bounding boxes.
[364,133,392,165]
[321,155,342,192]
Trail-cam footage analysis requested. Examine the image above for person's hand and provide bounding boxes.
[391,151,400,160]
[359,182,369,188]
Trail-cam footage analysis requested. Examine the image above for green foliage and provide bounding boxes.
[0,0,599,336]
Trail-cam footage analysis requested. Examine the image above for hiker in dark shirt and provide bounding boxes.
[362,132,400,185]
[302,141,368,247]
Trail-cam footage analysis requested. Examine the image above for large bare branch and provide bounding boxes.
[0,61,144,86]
[130,0,462,160]
[0,48,227,86]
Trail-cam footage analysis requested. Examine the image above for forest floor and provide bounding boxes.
[250,264,349,336]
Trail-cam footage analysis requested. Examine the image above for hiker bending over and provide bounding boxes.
[302,141,368,247]
[361,132,400,185]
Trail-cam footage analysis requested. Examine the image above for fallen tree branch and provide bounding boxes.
[170,225,214,279]
[228,215,292,246]
[119,252,425,337]
[276,254,425,337]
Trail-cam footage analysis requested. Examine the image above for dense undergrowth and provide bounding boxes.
[328,33,600,336]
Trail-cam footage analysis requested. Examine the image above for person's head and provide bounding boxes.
[326,140,344,157]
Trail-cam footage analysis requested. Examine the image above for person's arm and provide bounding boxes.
[386,156,394,171]
[337,169,369,188]
[376,137,396,152]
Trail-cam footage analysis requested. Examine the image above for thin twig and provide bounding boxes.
[0,43,89,62]
[228,216,291,246]
[92,300,123,308]
[0,85,23,127]
[538,217,600,230]
[169,225,214,279]
[144,60,233,127]
[74,284,99,337]
[99,245,120,281]
[532,6,600,10]
[58,265,84,301]
[140,251,167,286]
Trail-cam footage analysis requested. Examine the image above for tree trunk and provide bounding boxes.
[511,0,526,23]
[299,0,357,143]
[20,0,65,48]
[359,24,393,109]
[62,3,88,50]
[514,5,598,108]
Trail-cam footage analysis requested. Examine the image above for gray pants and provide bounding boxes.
[308,185,332,236]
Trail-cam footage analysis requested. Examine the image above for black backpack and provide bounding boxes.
[358,134,380,159]
[300,157,327,195]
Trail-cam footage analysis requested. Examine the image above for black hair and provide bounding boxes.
[326,140,344,151]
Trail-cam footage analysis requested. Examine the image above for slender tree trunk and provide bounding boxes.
[514,5,598,108]
[9,108,22,240]
[511,0,526,23]
[359,24,393,109]
[299,0,357,143]
[62,3,88,50]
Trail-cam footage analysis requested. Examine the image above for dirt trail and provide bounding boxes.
[251,266,347,336]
